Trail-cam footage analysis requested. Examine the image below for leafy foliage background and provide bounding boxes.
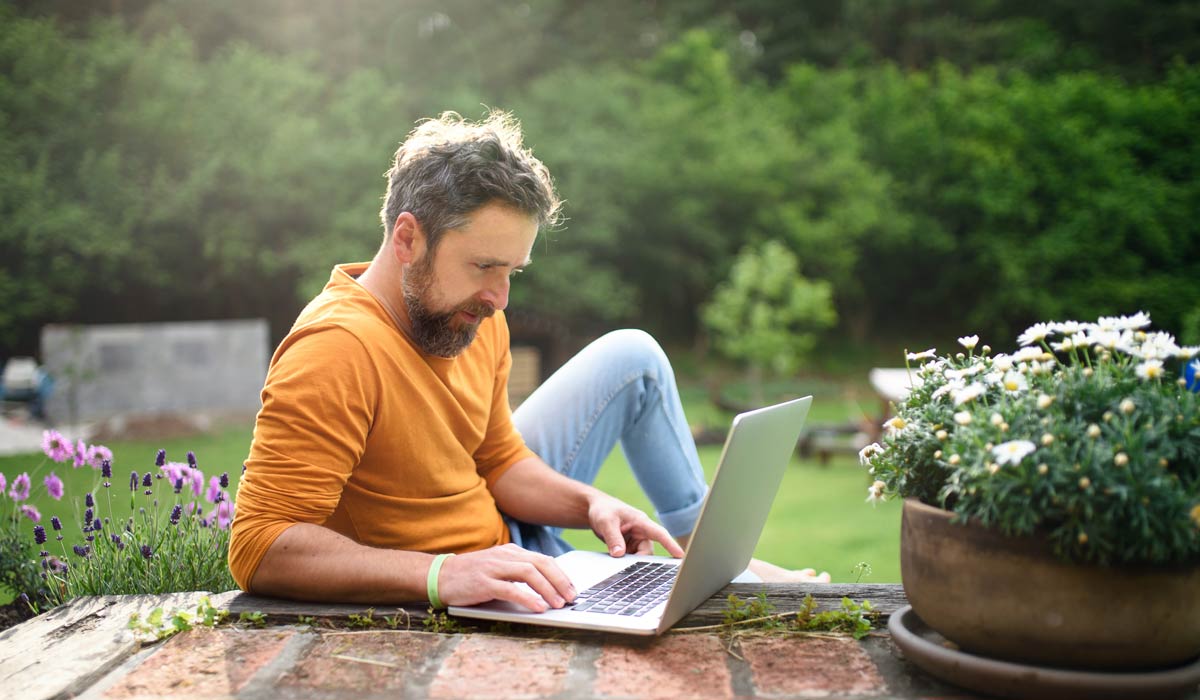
[2,0,1198,359]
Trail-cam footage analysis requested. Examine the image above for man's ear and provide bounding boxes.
[390,212,425,264]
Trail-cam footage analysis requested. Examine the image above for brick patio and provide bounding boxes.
[2,585,1197,700]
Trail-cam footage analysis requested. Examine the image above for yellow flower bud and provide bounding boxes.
[1079,477,1091,489]
[1103,411,1113,422]
[1191,505,1200,528]
[1000,422,1010,432]
[1082,367,1094,377]
[949,454,961,465]
[987,463,1000,475]
[1037,463,1048,475]
[1078,532,1088,545]
[990,413,1004,426]
[935,430,948,441]
[934,450,943,459]
[1120,398,1135,415]
[1087,424,1101,438]
[1041,433,1054,446]
[1114,452,1129,467]
[1037,394,1054,409]
[1160,458,1169,468]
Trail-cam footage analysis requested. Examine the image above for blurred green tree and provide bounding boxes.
[701,239,836,403]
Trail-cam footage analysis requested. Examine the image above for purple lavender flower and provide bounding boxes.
[19,504,40,522]
[34,525,46,544]
[92,518,102,532]
[142,473,152,488]
[9,472,31,501]
[215,499,235,529]
[111,534,121,545]
[44,472,64,500]
[51,516,62,531]
[206,476,222,503]
[170,504,182,525]
[101,459,112,479]
[219,472,230,488]
[140,544,152,560]
[86,444,113,469]
[186,451,197,468]
[156,449,167,467]
[173,478,184,494]
[84,508,93,524]
[73,439,88,468]
[86,492,95,508]
[129,471,139,491]
[41,430,73,462]
[72,544,90,558]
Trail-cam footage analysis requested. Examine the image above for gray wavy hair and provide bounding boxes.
[380,110,563,249]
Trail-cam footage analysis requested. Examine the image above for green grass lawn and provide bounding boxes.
[561,447,900,583]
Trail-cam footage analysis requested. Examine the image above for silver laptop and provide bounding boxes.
[449,396,812,635]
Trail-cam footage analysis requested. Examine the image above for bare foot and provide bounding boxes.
[748,558,832,583]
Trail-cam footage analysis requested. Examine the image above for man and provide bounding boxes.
[229,112,827,613]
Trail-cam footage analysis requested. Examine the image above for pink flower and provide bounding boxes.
[44,472,64,500]
[206,476,222,503]
[73,440,88,468]
[41,430,73,463]
[8,473,31,502]
[86,445,113,469]
[19,504,41,523]
[161,462,204,498]
[215,499,235,529]
[0,473,6,494]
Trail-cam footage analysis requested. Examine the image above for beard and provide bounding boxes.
[402,254,495,358]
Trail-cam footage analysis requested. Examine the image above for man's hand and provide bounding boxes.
[436,544,577,613]
[587,493,686,559]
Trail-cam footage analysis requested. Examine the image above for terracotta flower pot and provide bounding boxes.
[901,498,1200,670]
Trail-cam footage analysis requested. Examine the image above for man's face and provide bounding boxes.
[402,202,538,357]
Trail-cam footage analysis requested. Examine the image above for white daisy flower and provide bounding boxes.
[858,443,885,466]
[1011,346,1044,363]
[1136,360,1165,381]
[1178,347,1200,359]
[1001,371,1028,393]
[958,335,980,350]
[866,480,886,505]
[992,440,1037,466]
[1050,337,1076,352]
[952,382,986,406]
[906,348,937,362]
[1017,322,1055,347]
[991,354,1014,372]
[1096,311,1151,332]
[883,416,908,436]
[1051,320,1089,335]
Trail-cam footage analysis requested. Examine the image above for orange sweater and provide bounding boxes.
[228,263,533,591]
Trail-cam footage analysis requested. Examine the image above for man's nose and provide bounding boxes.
[480,275,510,312]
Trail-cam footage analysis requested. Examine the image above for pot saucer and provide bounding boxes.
[889,605,1200,700]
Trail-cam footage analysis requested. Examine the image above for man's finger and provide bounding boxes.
[641,522,685,558]
[593,516,626,556]
[487,576,549,613]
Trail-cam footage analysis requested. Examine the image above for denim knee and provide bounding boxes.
[593,329,672,385]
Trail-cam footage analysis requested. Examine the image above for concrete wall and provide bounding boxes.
[41,319,269,423]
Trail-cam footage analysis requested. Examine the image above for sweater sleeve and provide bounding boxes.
[474,314,536,486]
[228,326,379,591]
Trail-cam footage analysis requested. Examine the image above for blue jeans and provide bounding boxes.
[506,329,709,555]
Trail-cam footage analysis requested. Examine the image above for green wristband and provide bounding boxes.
[427,553,454,609]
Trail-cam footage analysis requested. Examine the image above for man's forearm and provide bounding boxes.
[250,522,433,603]
[488,456,600,528]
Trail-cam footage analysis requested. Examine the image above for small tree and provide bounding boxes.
[702,240,837,404]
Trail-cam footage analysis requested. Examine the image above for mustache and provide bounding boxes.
[457,301,496,320]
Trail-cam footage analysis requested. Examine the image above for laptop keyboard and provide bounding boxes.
[567,561,678,617]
